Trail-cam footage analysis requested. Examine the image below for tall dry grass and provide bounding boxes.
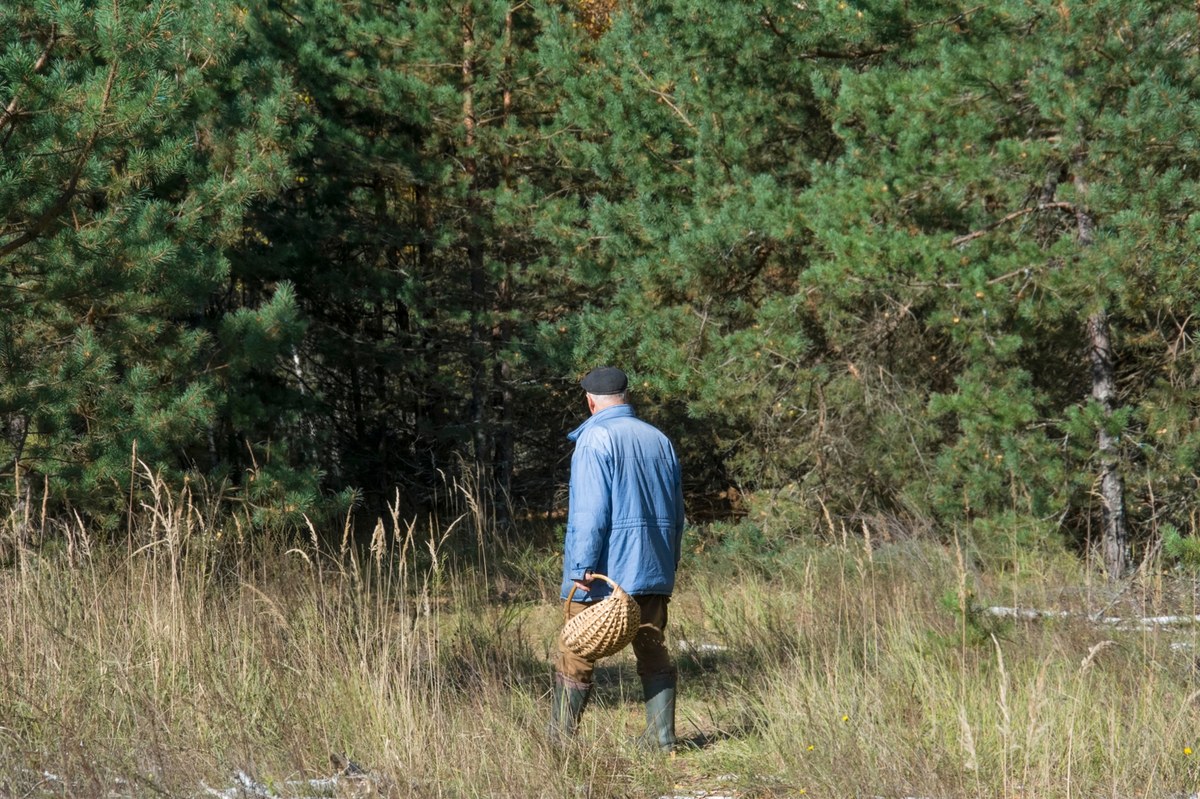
[680,540,1200,798]
[3,474,1200,798]
[0,472,672,798]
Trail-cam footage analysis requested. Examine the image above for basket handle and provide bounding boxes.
[563,572,619,622]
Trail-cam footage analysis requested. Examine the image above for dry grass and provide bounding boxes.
[3,477,1200,798]
[0,475,675,798]
[679,542,1200,798]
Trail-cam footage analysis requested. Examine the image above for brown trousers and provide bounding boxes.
[555,594,675,685]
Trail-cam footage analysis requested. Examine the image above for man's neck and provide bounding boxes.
[588,395,627,415]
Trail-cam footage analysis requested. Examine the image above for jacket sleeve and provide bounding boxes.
[564,442,613,581]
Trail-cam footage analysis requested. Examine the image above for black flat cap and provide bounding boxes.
[580,366,628,395]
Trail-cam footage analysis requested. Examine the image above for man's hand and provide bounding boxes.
[572,570,595,594]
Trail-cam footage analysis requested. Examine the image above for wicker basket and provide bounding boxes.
[560,573,641,660]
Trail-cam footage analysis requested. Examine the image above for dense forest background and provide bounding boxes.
[3,0,1199,577]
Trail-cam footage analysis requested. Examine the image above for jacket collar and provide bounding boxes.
[567,403,635,442]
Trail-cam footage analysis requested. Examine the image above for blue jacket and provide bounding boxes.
[560,404,685,601]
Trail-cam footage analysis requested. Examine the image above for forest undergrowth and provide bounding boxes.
[2,474,1200,799]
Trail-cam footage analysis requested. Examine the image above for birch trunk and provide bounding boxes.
[1075,162,1130,579]
[1086,309,1129,577]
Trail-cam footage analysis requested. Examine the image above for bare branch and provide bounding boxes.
[631,62,695,131]
[951,201,1075,247]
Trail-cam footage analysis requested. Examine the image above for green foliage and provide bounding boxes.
[532,0,1200,564]
[935,585,1010,649]
[797,0,1200,550]
[960,512,1070,575]
[3,0,1200,561]
[686,519,781,577]
[233,0,581,510]
[1162,525,1200,572]
[539,0,864,502]
[0,0,300,526]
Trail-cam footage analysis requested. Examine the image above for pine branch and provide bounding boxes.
[0,25,59,152]
[630,62,695,131]
[798,46,894,60]
[757,11,893,60]
[0,58,117,261]
[950,201,1075,247]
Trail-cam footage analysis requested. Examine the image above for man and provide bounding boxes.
[550,366,686,750]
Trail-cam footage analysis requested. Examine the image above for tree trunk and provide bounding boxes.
[1086,309,1129,578]
[461,4,492,485]
[490,4,516,523]
[1074,159,1129,579]
[412,184,443,485]
[4,414,30,555]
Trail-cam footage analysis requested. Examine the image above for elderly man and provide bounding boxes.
[549,366,686,750]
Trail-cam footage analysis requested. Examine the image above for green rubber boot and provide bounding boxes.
[549,673,592,746]
[640,673,678,751]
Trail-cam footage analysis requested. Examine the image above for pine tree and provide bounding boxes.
[238,0,581,515]
[0,0,299,526]
[802,0,1200,573]
[538,0,901,512]
[542,0,1200,571]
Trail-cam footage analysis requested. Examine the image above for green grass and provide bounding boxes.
[3,483,1200,798]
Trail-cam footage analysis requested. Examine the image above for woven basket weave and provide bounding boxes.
[560,573,641,660]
